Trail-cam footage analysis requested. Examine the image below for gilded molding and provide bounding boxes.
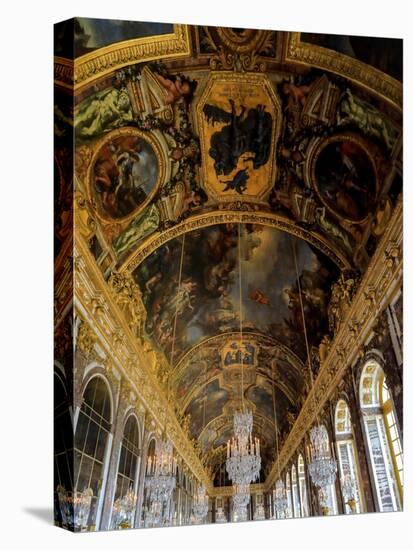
[285,33,402,111]
[73,233,213,491]
[64,25,191,91]
[211,483,265,498]
[54,56,74,91]
[121,210,351,273]
[264,200,402,490]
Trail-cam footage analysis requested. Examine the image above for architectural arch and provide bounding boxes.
[359,361,403,511]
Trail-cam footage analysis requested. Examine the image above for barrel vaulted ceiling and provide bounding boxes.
[55,19,402,481]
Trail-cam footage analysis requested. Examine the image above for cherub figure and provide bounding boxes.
[152,71,197,105]
[282,81,312,108]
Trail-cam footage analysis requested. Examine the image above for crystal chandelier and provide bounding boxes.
[341,472,357,512]
[112,485,137,529]
[192,484,209,522]
[308,425,337,489]
[232,484,250,522]
[73,488,93,530]
[226,226,262,502]
[273,479,289,518]
[226,412,261,486]
[291,243,337,494]
[145,437,177,526]
[56,485,73,528]
[57,485,93,530]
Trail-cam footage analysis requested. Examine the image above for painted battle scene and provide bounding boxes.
[314,138,376,221]
[92,133,159,219]
[54,18,403,532]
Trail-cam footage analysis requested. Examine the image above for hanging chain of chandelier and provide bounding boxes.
[294,241,337,511]
[144,229,338,526]
[271,241,338,518]
[225,225,262,521]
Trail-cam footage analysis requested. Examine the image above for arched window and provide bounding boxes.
[360,362,402,511]
[335,400,363,514]
[143,439,156,527]
[297,454,309,517]
[74,376,112,528]
[381,379,403,499]
[54,372,73,524]
[285,471,293,518]
[115,415,140,500]
[112,414,141,527]
[291,465,301,518]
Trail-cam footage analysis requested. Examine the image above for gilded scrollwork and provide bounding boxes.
[54,25,191,90]
[57,23,403,503]
[122,210,351,273]
[285,33,402,110]
[108,271,147,340]
[76,319,97,357]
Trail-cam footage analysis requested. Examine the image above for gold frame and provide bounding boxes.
[87,126,166,225]
[54,24,191,92]
[308,132,379,225]
[285,33,402,111]
[121,209,351,273]
[196,72,282,203]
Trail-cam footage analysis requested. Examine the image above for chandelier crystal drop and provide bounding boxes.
[273,479,289,518]
[341,472,357,511]
[308,425,337,489]
[226,411,261,487]
[192,484,209,522]
[232,484,250,522]
[145,437,177,526]
[73,488,93,530]
[57,485,93,530]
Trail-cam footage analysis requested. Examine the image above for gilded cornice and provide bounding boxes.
[121,210,351,273]
[264,199,402,490]
[54,56,74,92]
[54,25,191,92]
[73,232,213,492]
[285,33,402,111]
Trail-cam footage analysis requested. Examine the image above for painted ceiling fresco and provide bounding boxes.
[56,22,403,480]
[170,332,304,467]
[133,224,339,363]
[54,17,174,58]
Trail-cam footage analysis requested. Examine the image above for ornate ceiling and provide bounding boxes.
[55,19,402,483]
